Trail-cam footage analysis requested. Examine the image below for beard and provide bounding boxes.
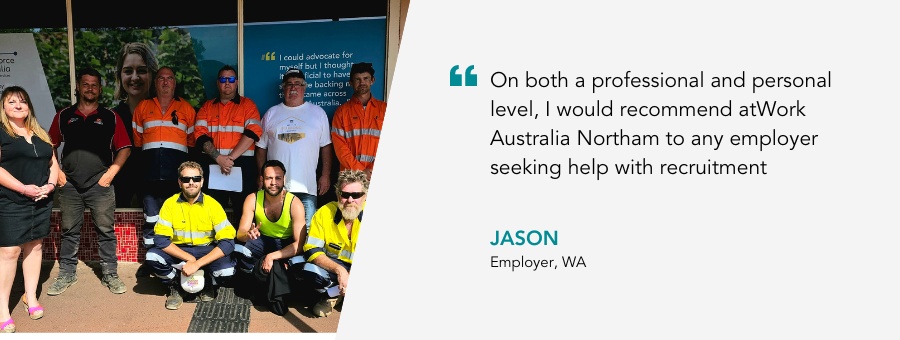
[265,185,284,197]
[339,202,361,221]
[183,188,200,200]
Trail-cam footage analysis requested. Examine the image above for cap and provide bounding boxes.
[283,67,305,81]
[180,269,205,294]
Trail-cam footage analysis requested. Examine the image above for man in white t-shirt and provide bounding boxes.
[256,68,332,226]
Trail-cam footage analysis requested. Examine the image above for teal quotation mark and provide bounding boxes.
[450,65,477,86]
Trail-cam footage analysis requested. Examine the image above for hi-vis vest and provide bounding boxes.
[302,201,363,264]
[155,193,236,246]
[193,96,262,157]
[254,190,295,239]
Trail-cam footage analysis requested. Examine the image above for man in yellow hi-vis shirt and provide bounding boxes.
[296,169,368,317]
[145,161,237,310]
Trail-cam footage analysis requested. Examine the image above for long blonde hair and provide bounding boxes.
[114,42,159,100]
[0,86,53,145]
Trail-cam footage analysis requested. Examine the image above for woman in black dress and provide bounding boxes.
[0,86,61,333]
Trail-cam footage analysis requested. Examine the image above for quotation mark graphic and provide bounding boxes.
[262,52,276,61]
[450,65,477,86]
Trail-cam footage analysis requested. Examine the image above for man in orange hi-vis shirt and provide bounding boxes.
[331,62,386,181]
[193,65,263,226]
[132,66,197,253]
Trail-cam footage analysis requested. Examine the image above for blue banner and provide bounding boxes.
[244,18,386,120]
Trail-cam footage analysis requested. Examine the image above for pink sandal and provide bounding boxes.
[22,296,44,320]
[0,318,14,333]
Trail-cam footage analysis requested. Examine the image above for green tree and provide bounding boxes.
[1,27,206,112]
[75,27,206,110]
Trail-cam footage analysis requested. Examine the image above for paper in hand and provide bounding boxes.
[209,165,242,192]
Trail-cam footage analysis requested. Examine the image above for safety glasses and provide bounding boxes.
[179,176,203,183]
[340,191,365,199]
[285,82,306,89]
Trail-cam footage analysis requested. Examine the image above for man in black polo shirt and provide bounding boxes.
[47,67,132,295]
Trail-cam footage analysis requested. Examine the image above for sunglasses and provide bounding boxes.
[179,176,203,183]
[171,110,178,125]
[218,76,236,83]
[340,191,365,199]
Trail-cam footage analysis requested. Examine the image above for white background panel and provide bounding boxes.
[339,1,900,339]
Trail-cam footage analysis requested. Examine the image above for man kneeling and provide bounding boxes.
[234,160,306,313]
[146,161,237,310]
[296,169,368,317]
